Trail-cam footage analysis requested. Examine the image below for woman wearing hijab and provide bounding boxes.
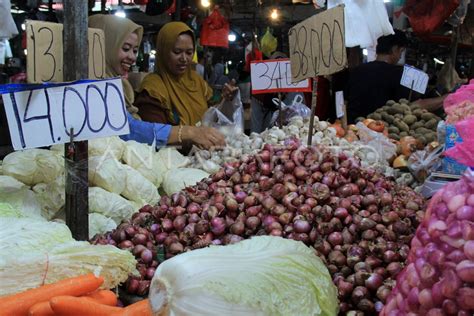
[88,15,225,149]
[135,22,236,126]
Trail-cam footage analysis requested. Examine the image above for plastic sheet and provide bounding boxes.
[202,90,244,138]
[260,28,277,58]
[355,122,397,163]
[408,146,443,182]
[270,94,311,126]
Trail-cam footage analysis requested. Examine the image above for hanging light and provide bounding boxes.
[114,8,126,18]
[270,8,279,20]
[201,0,211,8]
[434,58,445,65]
[228,33,236,42]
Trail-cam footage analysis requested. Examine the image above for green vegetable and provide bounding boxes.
[149,236,339,316]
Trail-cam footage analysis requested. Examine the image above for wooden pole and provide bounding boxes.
[307,78,318,146]
[63,0,89,241]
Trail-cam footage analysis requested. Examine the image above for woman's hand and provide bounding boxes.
[185,126,226,149]
[222,79,238,101]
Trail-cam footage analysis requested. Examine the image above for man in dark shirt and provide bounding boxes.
[346,30,411,122]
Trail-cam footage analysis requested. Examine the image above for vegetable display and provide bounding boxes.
[93,141,426,314]
[358,99,442,146]
[148,236,338,316]
[381,170,474,315]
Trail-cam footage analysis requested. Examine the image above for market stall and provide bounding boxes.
[1,0,474,315]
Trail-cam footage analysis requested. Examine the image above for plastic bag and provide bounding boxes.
[260,28,277,58]
[403,0,460,35]
[445,117,474,166]
[270,94,311,126]
[202,90,244,138]
[408,146,443,182]
[444,80,474,110]
[355,122,397,163]
[200,8,229,48]
[328,0,394,48]
[381,169,474,315]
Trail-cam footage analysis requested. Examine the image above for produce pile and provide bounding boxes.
[360,99,443,145]
[93,141,426,315]
[381,170,474,315]
[0,139,211,237]
[190,115,396,177]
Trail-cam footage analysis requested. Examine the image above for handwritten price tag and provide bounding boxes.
[289,5,347,81]
[1,78,129,150]
[400,65,429,94]
[250,59,311,94]
[26,20,106,83]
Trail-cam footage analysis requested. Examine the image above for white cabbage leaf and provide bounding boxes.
[162,168,209,196]
[149,236,339,316]
[2,149,63,185]
[0,175,27,193]
[156,147,190,171]
[0,241,137,296]
[121,165,160,206]
[33,175,65,220]
[89,187,135,224]
[0,186,44,220]
[51,136,125,160]
[89,213,117,239]
[88,156,126,194]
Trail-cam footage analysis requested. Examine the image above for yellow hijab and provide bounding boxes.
[88,14,143,119]
[139,22,212,125]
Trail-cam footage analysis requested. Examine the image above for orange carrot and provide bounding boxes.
[50,296,152,316]
[0,274,103,316]
[114,299,152,316]
[50,296,122,316]
[28,290,117,316]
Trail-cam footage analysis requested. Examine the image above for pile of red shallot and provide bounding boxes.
[381,171,474,316]
[92,141,426,315]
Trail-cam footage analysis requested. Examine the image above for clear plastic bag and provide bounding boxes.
[408,146,443,182]
[270,94,311,126]
[202,90,244,137]
[355,122,397,163]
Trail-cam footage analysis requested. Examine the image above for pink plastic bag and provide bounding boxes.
[444,80,474,113]
[381,114,474,315]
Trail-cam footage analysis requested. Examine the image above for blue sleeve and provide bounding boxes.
[120,113,172,149]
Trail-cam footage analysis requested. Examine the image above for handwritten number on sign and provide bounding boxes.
[30,26,58,82]
[92,33,105,79]
[86,84,108,132]
[105,82,128,131]
[62,87,88,137]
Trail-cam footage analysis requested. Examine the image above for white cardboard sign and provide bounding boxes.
[250,59,312,94]
[335,91,345,118]
[1,78,129,150]
[401,65,429,94]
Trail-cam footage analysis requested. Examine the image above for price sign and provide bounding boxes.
[400,65,429,94]
[1,78,129,150]
[335,91,345,118]
[26,20,106,83]
[289,5,347,82]
[250,59,312,94]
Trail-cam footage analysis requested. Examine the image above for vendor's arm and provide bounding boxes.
[168,126,226,149]
[411,95,447,112]
[120,112,171,148]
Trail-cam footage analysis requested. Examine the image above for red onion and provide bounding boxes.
[328,232,343,246]
[245,216,261,230]
[456,260,474,282]
[126,278,139,294]
[141,249,153,263]
[173,216,187,232]
[132,233,147,246]
[210,217,226,236]
[168,242,184,254]
[145,267,156,280]
[235,191,247,203]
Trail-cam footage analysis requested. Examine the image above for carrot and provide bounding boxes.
[28,290,117,316]
[50,296,152,316]
[50,296,122,316]
[0,274,103,316]
[113,299,152,316]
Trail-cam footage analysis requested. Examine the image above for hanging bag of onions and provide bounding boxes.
[381,116,474,316]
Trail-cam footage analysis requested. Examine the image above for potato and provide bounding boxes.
[416,135,427,145]
[421,113,437,121]
[386,100,396,106]
[368,113,382,120]
[389,133,400,140]
[381,113,394,124]
[391,103,408,114]
[425,118,438,129]
[400,131,408,137]
[388,126,400,134]
[411,121,424,130]
[403,114,417,125]
[399,98,409,104]
[394,119,409,132]
[355,117,365,123]
[425,133,436,143]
